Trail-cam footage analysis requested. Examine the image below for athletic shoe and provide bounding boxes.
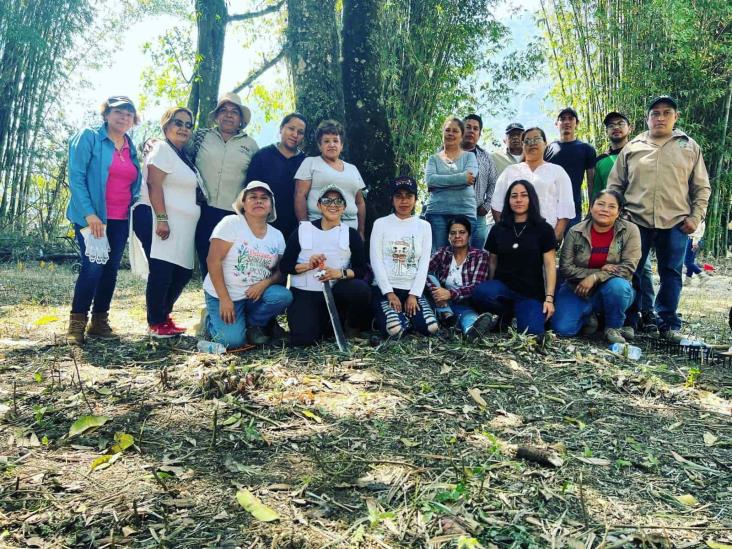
[604,328,626,344]
[149,323,180,338]
[640,311,659,333]
[581,313,599,335]
[465,313,497,341]
[164,316,186,335]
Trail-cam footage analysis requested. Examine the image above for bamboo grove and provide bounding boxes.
[539,0,732,254]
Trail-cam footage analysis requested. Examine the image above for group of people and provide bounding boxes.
[65,91,710,350]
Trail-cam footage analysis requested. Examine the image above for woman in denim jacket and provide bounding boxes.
[66,96,142,345]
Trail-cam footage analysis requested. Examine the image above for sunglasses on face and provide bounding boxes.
[523,136,543,146]
[170,119,194,130]
[319,197,346,207]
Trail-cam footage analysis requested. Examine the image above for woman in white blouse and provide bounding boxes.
[294,119,366,239]
[490,127,574,242]
[132,107,201,337]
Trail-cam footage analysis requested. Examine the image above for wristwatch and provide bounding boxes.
[341,268,348,280]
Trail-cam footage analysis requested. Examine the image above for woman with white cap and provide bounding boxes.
[280,184,370,346]
[190,92,259,277]
[202,181,293,348]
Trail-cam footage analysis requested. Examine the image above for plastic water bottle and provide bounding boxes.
[196,340,226,354]
[608,343,642,360]
[679,338,705,347]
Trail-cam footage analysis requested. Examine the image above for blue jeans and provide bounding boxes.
[471,216,492,249]
[71,219,129,314]
[684,238,702,277]
[472,279,546,335]
[552,278,635,336]
[204,286,293,348]
[427,275,479,334]
[425,213,477,253]
[639,256,656,312]
[634,224,687,332]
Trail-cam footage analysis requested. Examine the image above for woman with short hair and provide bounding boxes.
[202,182,292,348]
[423,116,480,252]
[473,179,557,336]
[66,95,142,345]
[294,119,366,239]
[281,185,370,346]
[132,107,201,337]
[427,215,495,340]
[552,189,641,343]
[370,177,438,338]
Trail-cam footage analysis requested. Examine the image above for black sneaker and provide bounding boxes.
[247,325,271,345]
[465,313,498,341]
[640,311,659,333]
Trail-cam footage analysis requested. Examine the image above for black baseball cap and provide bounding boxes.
[505,122,524,134]
[603,111,630,126]
[390,176,418,196]
[647,95,678,112]
[557,107,579,120]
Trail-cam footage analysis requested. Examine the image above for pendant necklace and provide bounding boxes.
[512,223,527,249]
[114,138,125,162]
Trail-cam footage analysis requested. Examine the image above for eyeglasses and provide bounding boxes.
[319,197,346,207]
[171,119,194,130]
[523,137,543,146]
[606,121,628,129]
[218,107,241,116]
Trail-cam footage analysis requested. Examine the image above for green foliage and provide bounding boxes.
[139,27,195,109]
[539,0,732,253]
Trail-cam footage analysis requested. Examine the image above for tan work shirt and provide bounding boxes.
[606,129,710,229]
[193,128,258,211]
[490,148,521,177]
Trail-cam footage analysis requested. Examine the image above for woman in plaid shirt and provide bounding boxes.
[427,215,497,340]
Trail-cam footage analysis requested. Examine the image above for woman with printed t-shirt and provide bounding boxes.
[552,189,641,344]
[473,180,557,336]
[202,182,292,348]
[370,177,438,338]
[132,107,201,337]
[280,185,370,346]
[294,119,366,239]
[66,96,142,345]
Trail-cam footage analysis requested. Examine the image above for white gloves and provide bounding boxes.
[80,227,111,265]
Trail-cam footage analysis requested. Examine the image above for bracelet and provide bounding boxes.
[155,213,168,221]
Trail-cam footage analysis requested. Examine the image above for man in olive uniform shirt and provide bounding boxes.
[607,96,711,341]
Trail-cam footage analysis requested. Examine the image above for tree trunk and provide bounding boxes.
[189,0,227,127]
[286,0,345,155]
[342,0,397,234]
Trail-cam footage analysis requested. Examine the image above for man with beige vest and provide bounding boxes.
[607,95,711,341]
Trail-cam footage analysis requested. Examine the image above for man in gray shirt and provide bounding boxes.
[462,114,497,248]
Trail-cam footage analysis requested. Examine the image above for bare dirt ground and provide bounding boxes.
[0,263,730,548]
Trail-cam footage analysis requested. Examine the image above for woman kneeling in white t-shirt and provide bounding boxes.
[202,181,293,348]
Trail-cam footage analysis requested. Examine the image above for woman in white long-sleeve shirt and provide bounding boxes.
[491,127,574,242]
[370,177,438,338]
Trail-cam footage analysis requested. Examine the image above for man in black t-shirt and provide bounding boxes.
[545,107,597,230]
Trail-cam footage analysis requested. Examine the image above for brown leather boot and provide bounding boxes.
[87,312,119,339]
[66,313,88,345]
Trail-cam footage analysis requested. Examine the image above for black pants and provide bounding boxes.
[133,204,193,325]
[195,203,234,278]
[288,279,371,346]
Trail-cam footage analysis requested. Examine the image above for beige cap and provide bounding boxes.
[233,181,276,223]
[211,92,252,128]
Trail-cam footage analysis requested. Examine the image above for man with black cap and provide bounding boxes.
[607,95,711,341]
[545,107,596,228]
[491,122,524,176]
